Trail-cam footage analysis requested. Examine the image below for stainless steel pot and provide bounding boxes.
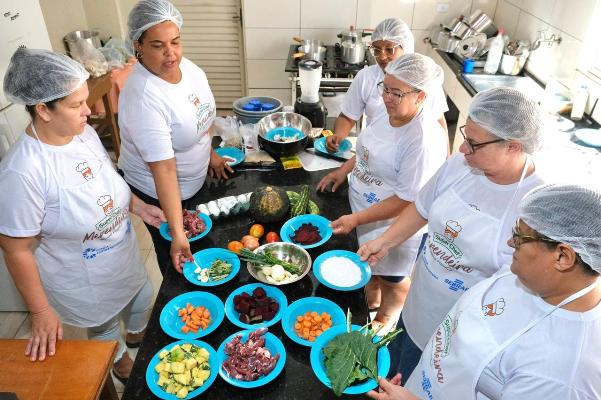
[451,22,476,39]
[338,27,371,43]
[64,30,101,54]
[467,9,498,38]
[436,32,460,53]
[296,43,326,61]
[341,40,366,64]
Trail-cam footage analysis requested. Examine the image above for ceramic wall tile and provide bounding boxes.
[469,0,497,20]
[247,59,291,88]
[551,0,598,41]
[493,0,520,37]
[413,0,472,31]
[300,0,357,28]
[243,0,301,28]
[412,29,431,55]
[245,28,299,59]
[299,28,342,45]
[355,0,414,31]
[520,0,557,25]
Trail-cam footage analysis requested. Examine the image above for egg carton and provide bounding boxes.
[196,192,252,219]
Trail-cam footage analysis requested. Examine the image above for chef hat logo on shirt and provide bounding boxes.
[97,195,114,215]
[444,220,462,241]
[482,298,506,317]
[76,161,94,181]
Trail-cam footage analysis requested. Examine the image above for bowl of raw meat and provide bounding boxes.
[159,210,212,242]
[279,214,332,249]
[217,327,286,388]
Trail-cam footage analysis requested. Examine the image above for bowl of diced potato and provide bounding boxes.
[146,340,218,399]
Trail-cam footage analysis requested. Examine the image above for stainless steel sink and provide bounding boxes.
[462,74,545,101]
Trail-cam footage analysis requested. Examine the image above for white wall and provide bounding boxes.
[494,0,601,122]
[241,0,499,105]
[39,0,88,53]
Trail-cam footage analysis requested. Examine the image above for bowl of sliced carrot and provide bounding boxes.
[160,291,225,339]
[281,297,346,346]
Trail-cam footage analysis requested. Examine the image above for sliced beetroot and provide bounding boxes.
[291,223,321,245]
[234,288,279,324]
[253,287,267,299]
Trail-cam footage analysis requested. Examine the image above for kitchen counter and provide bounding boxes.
[122,168,369,400]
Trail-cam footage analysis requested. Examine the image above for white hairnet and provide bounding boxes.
[468,87,544,154]
[371,18,414,54]
[518,183,601,272]
[385,53,443,93]
[128,0,183,43]
[3,47,89,105]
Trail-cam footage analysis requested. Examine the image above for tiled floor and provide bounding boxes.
[0,214,162,398]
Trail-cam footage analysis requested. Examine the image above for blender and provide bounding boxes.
[294,59,327,128]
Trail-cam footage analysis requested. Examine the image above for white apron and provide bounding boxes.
[402,158,530,348]
[405,271,599,399]
[348,120,422,277]
[32,125,146,327]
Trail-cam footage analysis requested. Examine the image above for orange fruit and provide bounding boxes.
[227,240,244,254]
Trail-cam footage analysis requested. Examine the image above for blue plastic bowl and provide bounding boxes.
[215,147,245,166]
[281,297,346,346]
[183,248,240,287]
[313,250,372,291]
[146,339,218,399]
[314,137,352,155]
[159,212,212,242]
[159,292,225,339]
[310,324,391,395]
[264,126,306,142]
[217,330,286,388]
[224,283,287,330]
[280,214,333,249]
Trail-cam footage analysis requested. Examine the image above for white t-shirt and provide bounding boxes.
[340,64,448,125]
[415,153,546,267]
[118,57,216,199]
[0,125,107,237]
[475,274,601,400]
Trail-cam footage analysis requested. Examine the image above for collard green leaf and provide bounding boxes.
[324,336,357,396]
[348,331,379,381]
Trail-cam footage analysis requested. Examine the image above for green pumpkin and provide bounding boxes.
[249,186,290,223]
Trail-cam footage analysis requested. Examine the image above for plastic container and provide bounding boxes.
[484,28,504,74]
[233,96,283,124]
[570,85,588,120]
[463,58,474,73]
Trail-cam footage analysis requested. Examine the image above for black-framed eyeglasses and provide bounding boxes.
[377,81,419,105]
[368,44,402,57]
[459,125,506,154]
[511,220,559,250]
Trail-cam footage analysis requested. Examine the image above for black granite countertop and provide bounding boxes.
[122,168,370,399]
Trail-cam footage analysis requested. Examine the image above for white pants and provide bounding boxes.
[87,278,154,362]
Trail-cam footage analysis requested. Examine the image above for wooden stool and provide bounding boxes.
[87,74,121,160]
[0,339,119,400]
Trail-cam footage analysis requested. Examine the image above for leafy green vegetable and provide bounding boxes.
[238,248,302,275]
[323,310,403,396]
[209,259,232,280]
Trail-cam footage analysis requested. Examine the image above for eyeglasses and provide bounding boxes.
[368,44,402,58]
[511,221,559,250]
[377,82,419,105]
[459,125,506,154]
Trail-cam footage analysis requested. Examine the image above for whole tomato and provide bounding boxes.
[227,240,244,254]
[265,231,280,243]
[249,224,265,239]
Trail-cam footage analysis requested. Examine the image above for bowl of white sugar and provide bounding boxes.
[312,250,371,291]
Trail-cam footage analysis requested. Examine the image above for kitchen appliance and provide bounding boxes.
[294,59,327,128]
[341,39,366,64]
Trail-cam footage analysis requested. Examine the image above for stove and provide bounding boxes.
[285,44,375,78]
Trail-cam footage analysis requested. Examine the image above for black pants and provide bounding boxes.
[127,182,196,276]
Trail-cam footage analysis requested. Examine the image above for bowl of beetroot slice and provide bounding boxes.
[280,214,333,249]
[224,283,287,330]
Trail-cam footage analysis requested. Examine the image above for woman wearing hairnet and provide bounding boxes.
[317,53,448,328]
[358,87,547,383]
[326,18,448,153]
[118,0,231,274]
[368,183,601,400]
[0,48,165,382]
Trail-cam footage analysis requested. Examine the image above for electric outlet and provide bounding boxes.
[436,3,450,13]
